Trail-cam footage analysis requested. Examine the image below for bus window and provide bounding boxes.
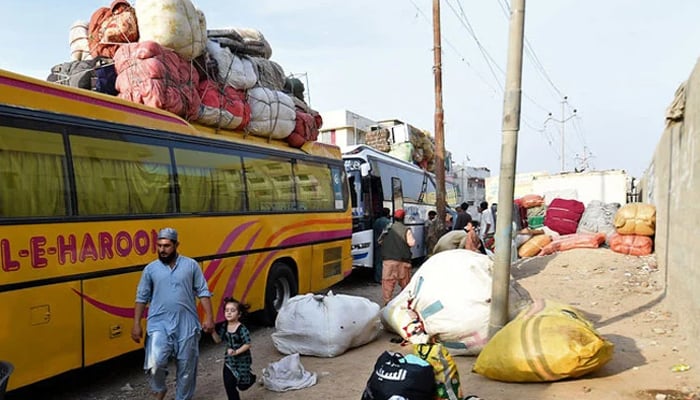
[0,126,68,217]
[70,135,171,215]
[294,160,332,211]
[244,156,294,211]
[174,148,245,213]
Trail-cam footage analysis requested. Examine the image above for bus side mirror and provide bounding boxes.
[360,163,370,177]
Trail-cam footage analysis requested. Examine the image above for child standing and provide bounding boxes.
[212,298,257,400]
[462,220,483,254]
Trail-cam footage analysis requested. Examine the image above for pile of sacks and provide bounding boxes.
[48,0,322,148]
[514,194,656,258]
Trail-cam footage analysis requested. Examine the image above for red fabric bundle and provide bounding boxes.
[519,194,545,209]
[609,233,653,256]
[88,0,139,58]
[114,41,200,119]
[538,232,606,256]
[544,198,585,235]
[286,110,321,148]
[197,80,251,130]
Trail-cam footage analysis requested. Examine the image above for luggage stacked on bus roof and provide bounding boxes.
[47,0,323,149]
[363,121,448,173]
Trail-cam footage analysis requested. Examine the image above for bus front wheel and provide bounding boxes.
[261,262,298,326]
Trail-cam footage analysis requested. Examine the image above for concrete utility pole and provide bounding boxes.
[489,0,526,338]
[433,0,447,230]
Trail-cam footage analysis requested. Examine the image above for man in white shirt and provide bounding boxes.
[479,201,495,250]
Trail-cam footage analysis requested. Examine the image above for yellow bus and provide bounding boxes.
[0,69,352,391]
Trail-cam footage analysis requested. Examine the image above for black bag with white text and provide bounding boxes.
[361,351,435,400]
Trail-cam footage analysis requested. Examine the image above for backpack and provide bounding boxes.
[414,343,463,400]
[361,351,435,400]
[47,57,116,94]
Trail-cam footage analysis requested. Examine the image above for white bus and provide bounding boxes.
[343,145,459,268]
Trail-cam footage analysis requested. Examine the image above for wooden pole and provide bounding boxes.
[433,0,446,230]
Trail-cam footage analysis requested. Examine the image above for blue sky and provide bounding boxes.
[2,1,698,177]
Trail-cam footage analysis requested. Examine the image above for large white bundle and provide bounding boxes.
[382,249,531,356]
[247,87,295,139]
[136,0,206,60]
[272,291,382,357]
[577,200,620,242]
[69,20,91,61]
[206,40,257,90]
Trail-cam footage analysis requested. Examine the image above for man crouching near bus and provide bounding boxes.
[380,209,415,305]
[131,228,215,400]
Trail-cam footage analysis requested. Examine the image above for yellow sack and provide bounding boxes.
[614,203,656,236]
[413,343,463,400]
[472,299,613,382]
[518,234,552,258]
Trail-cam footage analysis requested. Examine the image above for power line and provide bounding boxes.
[495,0,565,101]
[446,0,505,90]
[447,0,553,116]
[407,0,502,96]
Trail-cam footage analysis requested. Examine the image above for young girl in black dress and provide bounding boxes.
[212,297,256,400]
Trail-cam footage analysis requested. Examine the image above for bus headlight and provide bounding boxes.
[352,242,371,250]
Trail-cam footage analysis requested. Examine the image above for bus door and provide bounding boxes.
[391,177,404,214]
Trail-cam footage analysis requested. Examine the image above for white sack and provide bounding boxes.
[136,0,207,60]
[381,249,531,356]
[262,353,317,392]
[272,291,382,357]
[247,87,295,139]
[69,20,91,61]
[206,40,258,90]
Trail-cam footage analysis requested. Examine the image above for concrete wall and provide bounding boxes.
[640,61,700,344]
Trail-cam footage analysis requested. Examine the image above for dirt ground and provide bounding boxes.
[9,248,700,400]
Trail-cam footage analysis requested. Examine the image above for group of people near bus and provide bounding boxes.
[130,202,498,399]
[372,200,498,305]
[132,228,255,400]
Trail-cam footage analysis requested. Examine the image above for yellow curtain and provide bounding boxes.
[212,169,244,212]
[126,162,170,213]
[178,166,213,213]
[73,157,130,215]
[0,150,66,217]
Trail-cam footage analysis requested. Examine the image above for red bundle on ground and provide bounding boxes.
[538,232,606,256]
[544,198,585,235]
[609,233,653,256]
[519,194,545,209]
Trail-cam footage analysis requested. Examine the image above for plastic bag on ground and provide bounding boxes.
[262,353,317,392]
[272,291,382,357]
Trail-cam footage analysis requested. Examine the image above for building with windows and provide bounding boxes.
[318,109,375,146]
[452,163,490,207]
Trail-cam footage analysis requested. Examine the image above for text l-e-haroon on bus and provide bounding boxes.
[0,68,353,391]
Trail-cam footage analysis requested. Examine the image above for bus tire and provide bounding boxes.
[261,262,297,326]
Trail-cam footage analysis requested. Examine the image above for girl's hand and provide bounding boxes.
[227,348,236,356]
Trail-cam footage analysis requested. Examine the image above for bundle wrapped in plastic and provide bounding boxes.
[272,291,382,357]
[473,299,614,382]
[136,0,207,60]
[382,249,531,355]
